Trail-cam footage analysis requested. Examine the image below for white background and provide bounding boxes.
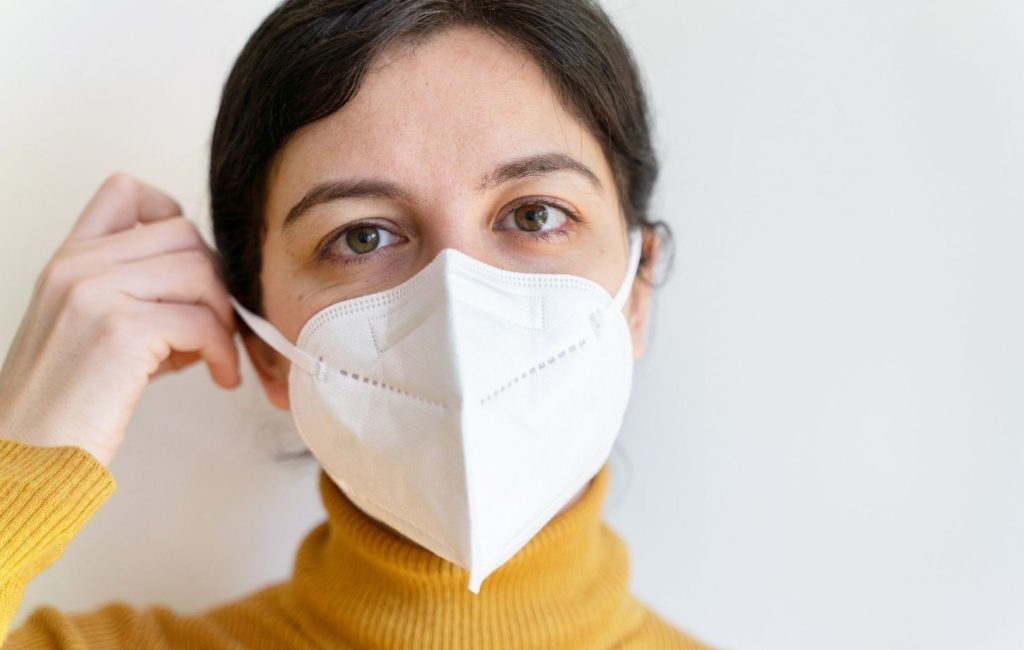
[1,1,1022,648]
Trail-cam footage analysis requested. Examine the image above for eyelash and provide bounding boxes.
[316,197,584,266]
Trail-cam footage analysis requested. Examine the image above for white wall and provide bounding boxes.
[2,1,1022,648]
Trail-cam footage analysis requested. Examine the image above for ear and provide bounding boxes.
[240,332,291,410]
[625,228,658,360]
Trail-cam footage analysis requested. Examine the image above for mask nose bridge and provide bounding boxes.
[445,257,547,331]
[371,253,546,357]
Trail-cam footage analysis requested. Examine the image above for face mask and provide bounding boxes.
[229,227,643,593]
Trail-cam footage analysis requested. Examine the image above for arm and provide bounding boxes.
[0,173,240,647]
[0,439,293,649]
[0,439,114,647]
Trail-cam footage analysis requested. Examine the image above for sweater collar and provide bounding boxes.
[288,461,643,647]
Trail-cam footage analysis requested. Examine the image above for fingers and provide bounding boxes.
[56,172,241,390]
[66,172,183,243]
[87,249,237,333]
[153,350,203,379]
[42,216,229,318]
[83,216,220,269]
[141,302,240,388]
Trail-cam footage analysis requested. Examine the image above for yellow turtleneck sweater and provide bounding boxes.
[0,438,712,649]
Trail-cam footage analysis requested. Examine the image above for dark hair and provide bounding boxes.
[210,0,672,326]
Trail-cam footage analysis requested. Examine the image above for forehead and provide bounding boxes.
[265,25,614,215]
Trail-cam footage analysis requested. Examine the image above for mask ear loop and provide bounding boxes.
[611,227,645,312]
[229,296,322,377]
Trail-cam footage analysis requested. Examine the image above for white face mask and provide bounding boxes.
[230,227,643,593]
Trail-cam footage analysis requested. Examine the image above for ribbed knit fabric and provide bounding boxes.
[0,437,713,649]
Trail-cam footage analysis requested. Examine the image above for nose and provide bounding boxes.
[417,219,495,269]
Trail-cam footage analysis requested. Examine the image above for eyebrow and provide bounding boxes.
[281,179,413,232]
[281,152,603,233]
[475,152,603,193]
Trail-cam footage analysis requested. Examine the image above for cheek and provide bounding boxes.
[259,245,318,344]
[587,238,632,299]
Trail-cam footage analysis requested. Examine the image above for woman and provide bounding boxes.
[0,0,712,647]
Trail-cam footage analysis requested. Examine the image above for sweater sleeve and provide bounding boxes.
[0,438,115,647]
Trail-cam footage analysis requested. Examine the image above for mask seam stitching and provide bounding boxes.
[319,358,447,410]
[478,336,589,405]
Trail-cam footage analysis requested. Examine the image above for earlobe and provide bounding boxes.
[240,333,291,410]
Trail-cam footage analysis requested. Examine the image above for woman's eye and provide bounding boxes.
[337,224,400,256]
[500,202,569,233]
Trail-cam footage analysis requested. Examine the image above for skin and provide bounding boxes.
[244,26,657,532]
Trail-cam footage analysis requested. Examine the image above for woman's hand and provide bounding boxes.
[0,173,241,467]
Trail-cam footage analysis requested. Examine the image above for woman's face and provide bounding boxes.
[246,26,654,409]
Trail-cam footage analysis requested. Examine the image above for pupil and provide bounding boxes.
[515,204,548,231]
[346,227,379,253]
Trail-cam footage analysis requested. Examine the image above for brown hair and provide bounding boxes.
[210,0,671,325]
